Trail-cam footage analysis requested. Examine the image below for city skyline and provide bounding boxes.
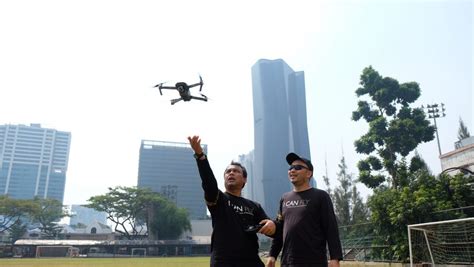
[0,1,471,205]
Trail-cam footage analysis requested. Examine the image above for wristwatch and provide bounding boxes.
[194,152,205,159]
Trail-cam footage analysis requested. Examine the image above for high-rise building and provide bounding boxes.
[0,123,71,203]
[68,204,108,226]
[251,59,312,218]
[137,140,207,219]
[239,151,261,202]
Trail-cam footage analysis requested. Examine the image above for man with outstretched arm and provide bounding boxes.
[188,135,275,267]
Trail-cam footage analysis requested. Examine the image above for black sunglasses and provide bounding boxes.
[289,165,309,171]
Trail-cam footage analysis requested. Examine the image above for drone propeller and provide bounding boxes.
[199,75,203,91]
[153,82,167,95]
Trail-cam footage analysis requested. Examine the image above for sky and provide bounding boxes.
[0,0,472,205]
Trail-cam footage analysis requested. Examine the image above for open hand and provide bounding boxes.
[188,135,203,154]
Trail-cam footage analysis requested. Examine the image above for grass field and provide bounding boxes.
[0,257,210,267]
[0,257,279,267]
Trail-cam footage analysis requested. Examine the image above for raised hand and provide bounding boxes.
[187,135,203,154]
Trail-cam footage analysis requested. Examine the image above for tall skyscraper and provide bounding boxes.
[251,59,312,218]
[0,123,71,203]
[239,151,262,202]
[137,140,207,219]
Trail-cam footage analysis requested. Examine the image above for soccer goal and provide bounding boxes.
[408,217,474,266]
[36,246,72,257]
[131,248,147,257]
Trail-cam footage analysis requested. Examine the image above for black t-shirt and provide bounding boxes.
[196,157,268,266]
[269,188,343,266]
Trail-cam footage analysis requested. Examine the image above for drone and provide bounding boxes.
[154,76,208,105]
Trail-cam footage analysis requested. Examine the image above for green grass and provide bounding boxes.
[0,257,213,267]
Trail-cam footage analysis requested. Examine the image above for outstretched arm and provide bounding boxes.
[188,136,219,205]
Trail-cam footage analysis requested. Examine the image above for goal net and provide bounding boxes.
[408,218,474,266]
[131,248,147,257]
[36,246,72,257]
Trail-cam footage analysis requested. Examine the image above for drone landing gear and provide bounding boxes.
[170,98,183,105]
[169,95,207,105]
[191,94,207,102]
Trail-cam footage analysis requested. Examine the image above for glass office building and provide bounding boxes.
[137,140,207,219]
[69,204,108,226]
[251,59,312,218]
[0,123,71,203]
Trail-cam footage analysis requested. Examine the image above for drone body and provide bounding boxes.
[154,76,207,105]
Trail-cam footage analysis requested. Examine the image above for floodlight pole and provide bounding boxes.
[423,103,446,156]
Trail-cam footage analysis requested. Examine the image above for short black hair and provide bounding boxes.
[227,161,247,178]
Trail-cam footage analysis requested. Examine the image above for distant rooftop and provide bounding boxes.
[455,136,474,149]
[141,140,207,150]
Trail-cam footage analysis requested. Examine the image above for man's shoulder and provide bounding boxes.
[308,187,331,197]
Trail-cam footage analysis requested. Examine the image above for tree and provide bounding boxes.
[86,186,151,239]
[333,157,352,226]
[350,185,369,225]
[150,199,191,240]
[349,67,472,262]
[322,156,333,199]
[352,66,435,189]
[457,117,470,141]
[86,186,191,240]
[8,219,28,244]
[30,197,69,239]
[368,167,473,261]
[333,156,370,239]
[0,196,36,233]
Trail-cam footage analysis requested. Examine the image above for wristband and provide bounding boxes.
[194,152,205,159]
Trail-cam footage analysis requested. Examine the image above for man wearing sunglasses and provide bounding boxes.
[266,152,343,267]
[188,135,276,267]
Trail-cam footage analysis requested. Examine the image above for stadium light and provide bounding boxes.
[422,103,446,156]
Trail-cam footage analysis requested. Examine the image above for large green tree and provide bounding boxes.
[30,197,69,239]
[352,66,435,189]
[368,163,473,261]
[352,67,472,261]
[0,196,35,233]
[86,186,191,240]
[150,199,191,240]
[86,186,151,239]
